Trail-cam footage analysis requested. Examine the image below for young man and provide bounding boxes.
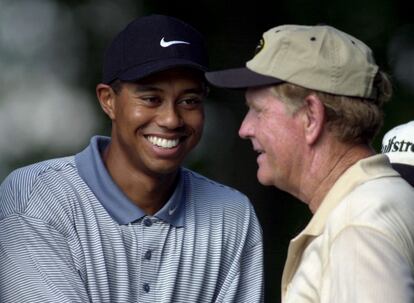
[0,15,264,302]
[382,120,414,186]
[206,24,414,302]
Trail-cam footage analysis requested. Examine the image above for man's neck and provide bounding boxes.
[305,143,375,214]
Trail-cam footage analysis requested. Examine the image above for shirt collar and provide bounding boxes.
[75,136,186,227]
[301,154,399,237]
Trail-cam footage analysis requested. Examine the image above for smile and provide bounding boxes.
[146,135,180,149]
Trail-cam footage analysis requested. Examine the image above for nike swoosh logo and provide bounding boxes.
[160,37,190,48]
[169,205,178,216]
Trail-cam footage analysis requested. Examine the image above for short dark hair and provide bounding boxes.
[109,79,123,95]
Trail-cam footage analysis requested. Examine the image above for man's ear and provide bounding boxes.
[302,94,325,145]
[96,83,116,120]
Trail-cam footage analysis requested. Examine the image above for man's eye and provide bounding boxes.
[179,97,202,106]
[140,96,160,104]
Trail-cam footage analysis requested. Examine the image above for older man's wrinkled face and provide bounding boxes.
[239,87,305,192]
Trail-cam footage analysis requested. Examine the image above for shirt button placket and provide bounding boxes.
[141,216,156,301]
[143,218,153,227]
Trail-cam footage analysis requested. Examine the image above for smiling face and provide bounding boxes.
[238,86,305,191]
[100,68,206,178]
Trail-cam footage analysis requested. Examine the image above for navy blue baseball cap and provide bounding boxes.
[102,14,209,84]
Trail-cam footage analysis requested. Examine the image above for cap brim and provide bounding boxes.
[110,59,207,84]
[205,67,284,89]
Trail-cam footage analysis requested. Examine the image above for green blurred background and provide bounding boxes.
[1,0,413,301]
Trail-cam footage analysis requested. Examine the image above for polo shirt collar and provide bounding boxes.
[75,136,185,227]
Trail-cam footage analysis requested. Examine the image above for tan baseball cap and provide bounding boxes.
[206,24,379,98]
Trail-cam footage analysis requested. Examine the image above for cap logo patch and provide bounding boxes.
[160,37,190,48]
[254,38,265,55]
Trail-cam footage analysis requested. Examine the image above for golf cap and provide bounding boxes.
[381,120,414,186]
[102,14,208,84]
[206,24,378,98]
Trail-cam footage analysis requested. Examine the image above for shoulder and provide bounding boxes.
[182,168,263,248]
[181,168,261,228]
[0,156,76,219]
[183,169,255,218]
[327,175,414,243]
[344,175,414,216]
[182,168,251,206]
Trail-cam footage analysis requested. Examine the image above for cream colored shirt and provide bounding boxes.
[282,155,414,302]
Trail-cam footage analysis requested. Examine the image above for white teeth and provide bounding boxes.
[147,136,180,149]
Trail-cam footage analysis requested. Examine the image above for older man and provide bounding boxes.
[207,24,414,302]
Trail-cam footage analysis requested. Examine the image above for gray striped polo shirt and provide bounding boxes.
[0,136,264,302]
